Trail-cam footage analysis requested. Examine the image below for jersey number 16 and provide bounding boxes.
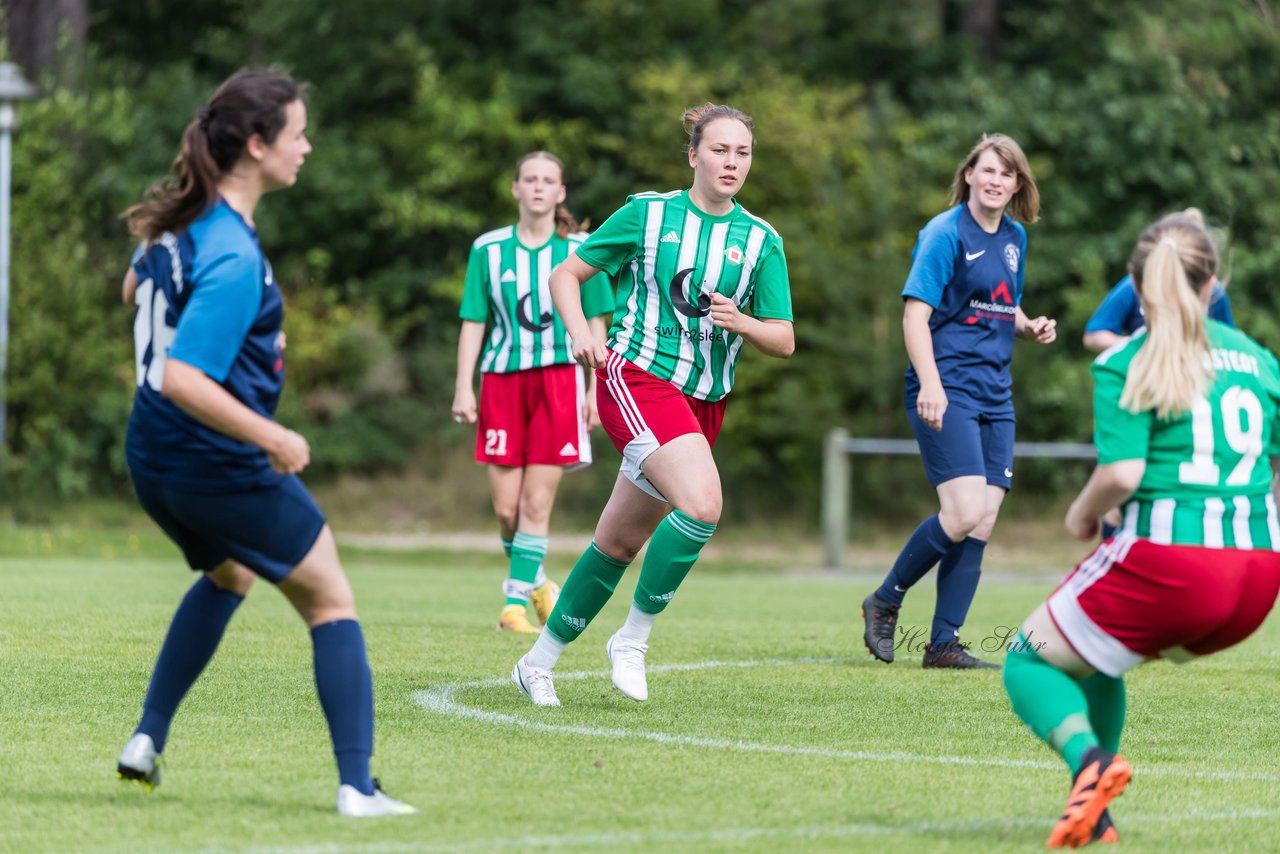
[134,277,177,392]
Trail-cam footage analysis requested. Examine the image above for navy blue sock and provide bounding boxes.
[876,515,956,606]
[137,575,244,753]
[312,620,375,795]
[931,536,987,646]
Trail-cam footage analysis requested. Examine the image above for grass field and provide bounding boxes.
[2,529,1278,852]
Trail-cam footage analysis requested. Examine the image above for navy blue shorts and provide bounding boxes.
[130,471,327,583]
[906,403,1015,490]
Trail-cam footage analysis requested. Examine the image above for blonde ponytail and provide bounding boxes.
[1119,216,1219,418]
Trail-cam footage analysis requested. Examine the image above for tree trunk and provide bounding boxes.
[957,0,1001,62]
[3,0,89,85]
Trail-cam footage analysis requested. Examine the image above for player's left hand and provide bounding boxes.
[1064,498,1098,540]
[709,293,746,333]
[1021,315,1057,344]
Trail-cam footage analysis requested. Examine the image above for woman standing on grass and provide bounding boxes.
[861,133,1056,670]
[1003,212,1280,848]
[452,151,614,635]
[115,69,415,817]
[510,102,794,707]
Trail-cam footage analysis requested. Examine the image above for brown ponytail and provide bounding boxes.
[124,69,305,241]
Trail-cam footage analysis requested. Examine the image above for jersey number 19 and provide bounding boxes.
[1178,386,1264,487]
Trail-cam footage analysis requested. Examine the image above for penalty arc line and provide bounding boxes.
[410,656,1280,783]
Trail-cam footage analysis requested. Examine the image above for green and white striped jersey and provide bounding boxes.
[575,190,792,402]
[459,226,614,374]
[1094,320,1280,549]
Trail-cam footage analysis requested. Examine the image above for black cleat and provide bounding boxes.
[861,592,900,663]
[1093,808,1119,843]
[921,639,1000,670]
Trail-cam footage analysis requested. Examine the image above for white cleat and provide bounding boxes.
[511,655,561,707]
[606,631,649,702]
[116,733,162,790]
[337,780,418,817]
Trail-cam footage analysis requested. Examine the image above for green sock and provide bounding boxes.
[1003,637,1099,776]
[545,541,630,643]
[505,532,547,605]
[1079,672,1126,754]
[501,537,513,558]
[633,509,716,614]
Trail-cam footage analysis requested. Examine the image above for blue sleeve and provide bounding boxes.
[168,250,262,382]
[900,221,957,308]
[1209,285,1235,328]
[1085,277,1138,334]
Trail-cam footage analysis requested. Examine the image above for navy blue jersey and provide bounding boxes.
[126,200,286,488]
[902,205,1027,414]
[1085,274,1235,335]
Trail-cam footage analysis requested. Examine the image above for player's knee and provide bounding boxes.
[681,493,722,527]
[941,505,984,538]
[493,504,519,533]
[594,533,644,564]
[517,493,554,527]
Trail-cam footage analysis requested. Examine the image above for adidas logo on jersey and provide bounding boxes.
[501,269,517,282]
[660,231,680,244]
[559,442,577,456]
[560,615,587,632]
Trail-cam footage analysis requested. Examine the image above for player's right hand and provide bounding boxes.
[572,336,609,370]
[267,427,311,474]
[451,389,477,424]
[917,385,948,431]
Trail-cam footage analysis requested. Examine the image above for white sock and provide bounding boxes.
[618,604,657,643]
[525,628,568,671]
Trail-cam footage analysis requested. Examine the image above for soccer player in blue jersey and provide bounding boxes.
[861,134,1056,669]
[452,152,614,634]
[114,69,415,817]
[1082,208,1234,354]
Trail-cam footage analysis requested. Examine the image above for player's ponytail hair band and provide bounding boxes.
[196,105,213,130]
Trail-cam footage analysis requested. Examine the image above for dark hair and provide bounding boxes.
[949,133,1040,224]
[124,69,306,240]
[683,103,754,153]
[514,150,586,239]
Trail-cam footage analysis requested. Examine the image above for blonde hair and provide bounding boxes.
[949,133,1040,224]
[513,151,585,239]
[1119,211,1219,419]
[683,102,754,152]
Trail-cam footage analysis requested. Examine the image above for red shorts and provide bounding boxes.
[596,352,726,500]
[475,364,590,468]
[1047,533,1280,676]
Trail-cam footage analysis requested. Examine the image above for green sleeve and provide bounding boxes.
[458,243,491,322]
[579,270,615,319]
[573,199,642,277]
[1092,355,1151,463]
[748,240,793,321]
[1263,349,1280,457]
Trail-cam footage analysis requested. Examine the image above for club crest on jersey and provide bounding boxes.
[1004,243,1020,273]
[516,293,554,332]
[669,267,712,318]
[724,244,744,266]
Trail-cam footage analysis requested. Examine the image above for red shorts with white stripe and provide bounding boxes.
[1047,532,1280,676]
[596,352,726,501]
[475,364,591,468]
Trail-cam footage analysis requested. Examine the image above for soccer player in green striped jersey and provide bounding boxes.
[452,152,614,634]
[1002,212,1280,848]
[511,103,794,707]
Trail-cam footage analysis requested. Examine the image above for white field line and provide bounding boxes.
[410,656,1280,783]
[219,809,1280,854]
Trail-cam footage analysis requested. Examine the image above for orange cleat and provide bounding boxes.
[1048,748,1131,848]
